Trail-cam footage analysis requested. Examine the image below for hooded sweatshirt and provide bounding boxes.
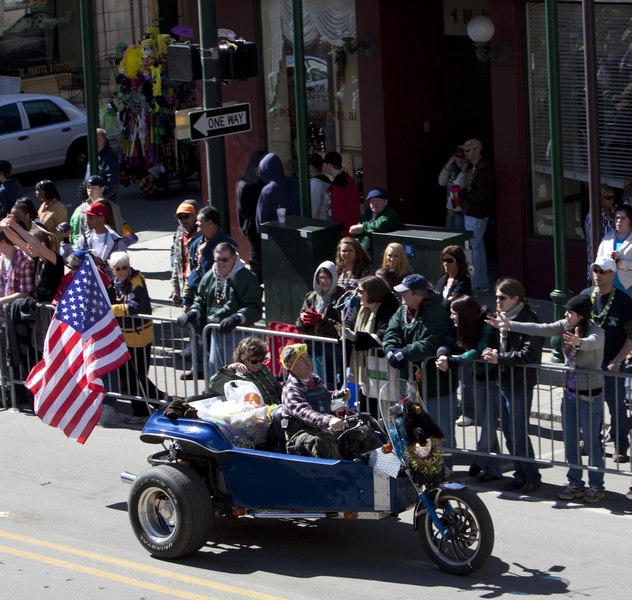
[255,153,300,231]
[191,253,263,326]
[296,260,345,338]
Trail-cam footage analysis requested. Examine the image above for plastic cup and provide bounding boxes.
[276,207,287,223]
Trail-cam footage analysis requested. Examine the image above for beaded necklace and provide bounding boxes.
[215,276,226,305]
[590,287,616,326]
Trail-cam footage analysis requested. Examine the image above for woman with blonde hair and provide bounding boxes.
[380,242,412,284]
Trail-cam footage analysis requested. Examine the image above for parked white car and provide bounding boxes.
[0,93,87,176]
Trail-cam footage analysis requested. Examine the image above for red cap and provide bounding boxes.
[83,202,108,217]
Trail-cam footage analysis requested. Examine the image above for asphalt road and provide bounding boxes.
[1,408,632,600]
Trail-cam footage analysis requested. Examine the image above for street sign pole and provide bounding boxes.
[198,0,229,226]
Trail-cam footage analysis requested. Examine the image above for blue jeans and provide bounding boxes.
[471,378,503,477]
[561,391,605,489]
[208,329,248,378]
[500,385,541,484]
[425,393,458,469]
[603,371,629,453]
[464,215,489,289]
[446,211,465,231]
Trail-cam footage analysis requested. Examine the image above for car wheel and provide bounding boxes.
[128,464,212,559]
[65,138,88,178]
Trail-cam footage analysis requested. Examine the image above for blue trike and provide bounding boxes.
[124,380,494,574]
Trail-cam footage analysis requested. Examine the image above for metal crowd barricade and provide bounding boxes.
[200,323,341,393]
[419,356,632,480]
[0,306,201,414]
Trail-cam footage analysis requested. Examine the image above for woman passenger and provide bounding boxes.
[209,336,282,405]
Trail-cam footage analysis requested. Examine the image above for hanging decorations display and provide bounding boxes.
[114,28,199,196]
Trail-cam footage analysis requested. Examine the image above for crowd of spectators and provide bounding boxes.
[2,145,632,503]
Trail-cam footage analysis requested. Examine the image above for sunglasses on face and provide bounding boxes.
[247,357,264,364]
[442,257,455,264]
[114,266,129,272]
[176,214,193,220]
[496,294,507,301]
[214,256,231,263]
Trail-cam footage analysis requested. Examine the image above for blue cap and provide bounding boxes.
[366,187,389,201]
[394,274,429,293]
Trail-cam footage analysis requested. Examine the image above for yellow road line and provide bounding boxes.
[0,530,285,600]
[0,544,216,600]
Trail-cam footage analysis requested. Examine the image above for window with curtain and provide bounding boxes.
[260,0,362,175]
[527,1,632,238]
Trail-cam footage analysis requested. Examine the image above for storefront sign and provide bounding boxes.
[188,103,252,141]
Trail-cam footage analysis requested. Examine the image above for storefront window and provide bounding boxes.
[260,0,362,174]
[527,2,632,239]
[0,0,79,78]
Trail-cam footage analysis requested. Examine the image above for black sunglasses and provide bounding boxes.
[176,214,193,220]
[442,257,455,264]
[496,294,507,301]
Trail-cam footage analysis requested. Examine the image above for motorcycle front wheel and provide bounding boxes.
[417,487,494,575]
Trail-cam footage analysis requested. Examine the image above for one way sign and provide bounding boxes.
[188,103,252,141]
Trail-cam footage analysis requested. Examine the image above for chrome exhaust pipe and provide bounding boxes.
[120,471,136,484]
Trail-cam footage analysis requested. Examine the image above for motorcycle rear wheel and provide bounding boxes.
[128,463,212,559]
[417,487,494,575]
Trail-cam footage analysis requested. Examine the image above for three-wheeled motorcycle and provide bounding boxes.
[123,380,494,574]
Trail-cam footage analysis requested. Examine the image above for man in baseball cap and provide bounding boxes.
[586,252,632,464]
[348,186,401,255]
[73,202,126,273]
[383,272,456,472]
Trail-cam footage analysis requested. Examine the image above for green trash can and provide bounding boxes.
[372,227,473,284]
[261,216,343,324]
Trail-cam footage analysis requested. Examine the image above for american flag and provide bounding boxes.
[25,255,130,443]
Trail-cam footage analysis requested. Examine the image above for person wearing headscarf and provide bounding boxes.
[296,260,346,338]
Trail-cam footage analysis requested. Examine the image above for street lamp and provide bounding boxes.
[467,15,510,63]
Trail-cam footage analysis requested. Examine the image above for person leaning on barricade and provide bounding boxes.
[382,274,458,474]
[176,242,262,378]
[487,294,606,503]
[479,278,543,494]
[336,275,400,417]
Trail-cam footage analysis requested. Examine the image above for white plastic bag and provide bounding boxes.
[223,380,264,408]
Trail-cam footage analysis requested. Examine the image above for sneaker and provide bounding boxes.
[583,487,606,503]
[455,415,475,427]
[558,483,585,500]
[626,487,632,500]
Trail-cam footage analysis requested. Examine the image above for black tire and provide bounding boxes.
[417,487,494,575]
[65,138,88,177]
[128,464,212,559]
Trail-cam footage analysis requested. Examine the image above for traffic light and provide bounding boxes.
[219,39,258,80]
[167,43,202,82]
